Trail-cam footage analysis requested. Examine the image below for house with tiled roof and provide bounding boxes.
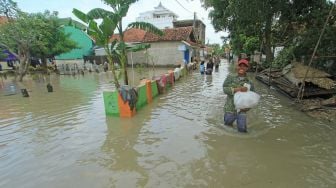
[173,19,206,45]
[95,26,200,66]
[109,28,147,43]
[94,2,205,66]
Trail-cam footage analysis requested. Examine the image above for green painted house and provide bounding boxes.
[55,26,94,60]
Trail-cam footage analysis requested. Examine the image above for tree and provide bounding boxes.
[0,0,19,59]
[208,43,223,56]
[0,13,44,81]
[201,0,335,72]
[201,0,288,63]
[101,0,163,86]
[227,32,260,56]
[73,0,163,88]
[270,1,335,72]
[30,11,78,68]
[0,0,20,19]
[0,12,77,81]
[0,49,7,59]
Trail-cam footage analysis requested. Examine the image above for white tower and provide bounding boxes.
[136,2,179,29]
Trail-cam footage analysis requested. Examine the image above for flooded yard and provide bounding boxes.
[0,62,335,188]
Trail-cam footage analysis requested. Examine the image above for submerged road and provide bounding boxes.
[0,60,335,187]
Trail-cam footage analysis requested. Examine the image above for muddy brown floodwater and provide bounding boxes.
[0,62,335,188]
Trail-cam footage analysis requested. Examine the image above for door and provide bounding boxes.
[184,49,189,64]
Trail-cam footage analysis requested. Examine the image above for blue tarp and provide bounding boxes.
[1,50,17,61]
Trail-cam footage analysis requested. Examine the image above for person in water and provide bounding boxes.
[214,56,220,70]
[222,59,254,133]
[200,61,205,74]
[205,58,214,75]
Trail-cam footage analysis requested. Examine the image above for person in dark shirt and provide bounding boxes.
[206,58,214,75]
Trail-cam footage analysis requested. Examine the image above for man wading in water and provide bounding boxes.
[222,59,254,133]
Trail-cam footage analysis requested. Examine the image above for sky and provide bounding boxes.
[14,0,228,44]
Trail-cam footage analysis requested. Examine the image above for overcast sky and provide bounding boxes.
[15,0,227,44]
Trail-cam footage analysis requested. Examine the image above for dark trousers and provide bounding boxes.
[224,112,247,132]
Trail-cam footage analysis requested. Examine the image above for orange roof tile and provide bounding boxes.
[143,26,193,42]
[110,28,147,43]
[0,16,8,25]
[109,26,195,43]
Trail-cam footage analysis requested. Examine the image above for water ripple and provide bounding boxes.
[0,65,335,188]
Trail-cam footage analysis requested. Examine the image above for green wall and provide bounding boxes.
[136,85,148,110]
[103,91,120,116]
[56,26,93,60]
[151,81,159,98]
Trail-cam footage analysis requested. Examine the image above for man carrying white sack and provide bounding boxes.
[222,59,257,133]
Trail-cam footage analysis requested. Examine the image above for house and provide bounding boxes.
[95,26,200,66]
[55,26,94,64]
[141,26,200,66]
[136,2,178,29]
[94,2,206,66]
[173,19,206,45]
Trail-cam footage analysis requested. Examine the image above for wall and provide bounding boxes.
[196,21,206,44]
[0,61,10,70]
[55,59,85,70]
[55,59,84,65]
[127,41,184,67]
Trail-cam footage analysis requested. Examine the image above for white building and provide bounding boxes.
[136,2,178,29]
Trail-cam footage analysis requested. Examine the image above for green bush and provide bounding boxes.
[272,46,295,69]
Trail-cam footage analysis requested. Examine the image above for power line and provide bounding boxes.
[174,0,193,14]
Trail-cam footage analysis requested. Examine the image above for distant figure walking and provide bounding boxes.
[104,61,108,72]
[200,61,205,74]
[215,56,220,71]
[206,58,214,75]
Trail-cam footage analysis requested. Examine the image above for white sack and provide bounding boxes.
[234,91,260,109]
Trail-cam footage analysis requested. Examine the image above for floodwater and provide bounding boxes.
[0,62,335,188]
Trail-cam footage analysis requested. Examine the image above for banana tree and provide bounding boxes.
[116,21,163,86]
[73,0,163,88]
[72,8,120,88]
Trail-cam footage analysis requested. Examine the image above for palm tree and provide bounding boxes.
[73,0,163,89]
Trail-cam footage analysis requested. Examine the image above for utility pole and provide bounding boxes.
[193,12,196,27]
[193,12,197,40]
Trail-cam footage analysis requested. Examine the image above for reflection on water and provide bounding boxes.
[0,64,335,188]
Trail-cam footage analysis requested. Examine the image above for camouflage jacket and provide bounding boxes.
[222,74,255,113]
